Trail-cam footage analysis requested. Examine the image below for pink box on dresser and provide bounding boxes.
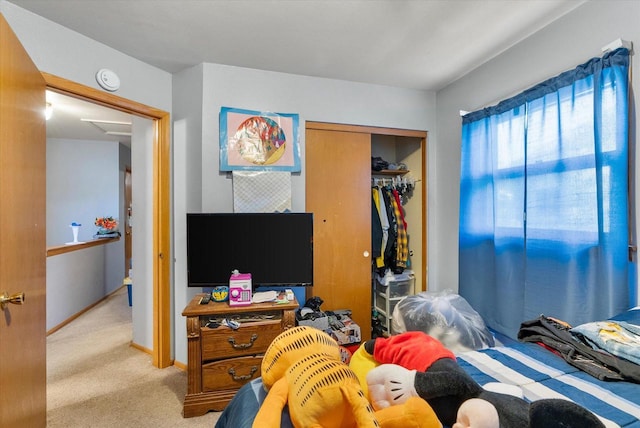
[229,272,252,306]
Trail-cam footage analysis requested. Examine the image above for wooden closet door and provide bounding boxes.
[305,127,372,340]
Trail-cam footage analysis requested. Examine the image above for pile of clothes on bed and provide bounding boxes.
[518,309,640,383]
[392,289,640,382]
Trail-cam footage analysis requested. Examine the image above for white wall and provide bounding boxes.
[46,139,119,246]
[172,64,204,359]
[172,64,436,364]
[0,1,171,112]
[131,116,156,349]
[47,246,107,330]
[433,0,640,305]
[45,138,127,330]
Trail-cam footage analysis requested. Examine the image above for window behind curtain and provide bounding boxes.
[459,48,630,338]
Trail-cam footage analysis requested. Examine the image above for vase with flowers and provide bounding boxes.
[95,216,119,237]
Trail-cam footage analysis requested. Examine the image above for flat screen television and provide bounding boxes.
[186,212,313,288]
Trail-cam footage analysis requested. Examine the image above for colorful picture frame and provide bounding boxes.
[220,107,300,171]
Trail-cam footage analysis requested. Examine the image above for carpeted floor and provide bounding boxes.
[46,287,221,427]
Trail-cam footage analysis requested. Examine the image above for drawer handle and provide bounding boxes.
[228,366,258,381]
[228,334,258,349]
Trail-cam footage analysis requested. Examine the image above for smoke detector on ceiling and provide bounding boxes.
[95,68,120,92]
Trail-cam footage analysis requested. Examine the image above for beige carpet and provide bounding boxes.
[47,287,221,427]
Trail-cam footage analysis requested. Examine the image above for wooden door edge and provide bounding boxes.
[421,136,428,292]
[306,121,427,138]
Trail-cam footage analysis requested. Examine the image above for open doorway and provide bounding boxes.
[45,89,134,318]
[43,72,171,368]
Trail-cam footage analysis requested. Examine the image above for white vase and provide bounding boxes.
[71,225,80,243]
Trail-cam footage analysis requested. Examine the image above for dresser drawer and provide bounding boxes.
[202,355,263,391]
[201,321,281,360]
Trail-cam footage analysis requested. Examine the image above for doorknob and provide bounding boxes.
[0,291,25,309]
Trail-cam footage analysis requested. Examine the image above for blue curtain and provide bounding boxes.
[459,48,630,338]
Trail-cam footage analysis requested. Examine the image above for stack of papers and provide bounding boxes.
[252,290,278,303]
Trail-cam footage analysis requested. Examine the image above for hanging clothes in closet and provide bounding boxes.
[371,176,414,275]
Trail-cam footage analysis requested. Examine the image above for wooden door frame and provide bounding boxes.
[42,72,172,368]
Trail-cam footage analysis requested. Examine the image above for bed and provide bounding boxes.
[457,331,640,427]
[214,308,640,428]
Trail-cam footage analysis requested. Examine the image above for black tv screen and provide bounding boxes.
[186,212,313,288]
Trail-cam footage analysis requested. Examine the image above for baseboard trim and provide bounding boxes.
[129,341,177,368]
[130,341,152,355]
[46,285,128,336]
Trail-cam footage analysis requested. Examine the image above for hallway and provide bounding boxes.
[46,287,220,427]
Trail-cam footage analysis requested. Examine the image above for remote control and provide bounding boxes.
[200,294,211,305]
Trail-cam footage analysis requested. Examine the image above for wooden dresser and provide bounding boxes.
[182,294,298,417]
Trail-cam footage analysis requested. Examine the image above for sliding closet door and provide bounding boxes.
[306,125,372,340]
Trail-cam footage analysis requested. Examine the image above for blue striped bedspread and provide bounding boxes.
[457,340,640,428]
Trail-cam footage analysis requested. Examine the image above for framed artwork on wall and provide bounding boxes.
[219,106,300,171]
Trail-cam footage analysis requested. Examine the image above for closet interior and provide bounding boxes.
[371,134,424,336]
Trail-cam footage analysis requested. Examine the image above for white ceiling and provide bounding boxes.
[45,90,133,145]
[15,0,586,142]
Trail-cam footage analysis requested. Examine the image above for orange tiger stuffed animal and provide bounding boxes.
[253,326,441,428]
